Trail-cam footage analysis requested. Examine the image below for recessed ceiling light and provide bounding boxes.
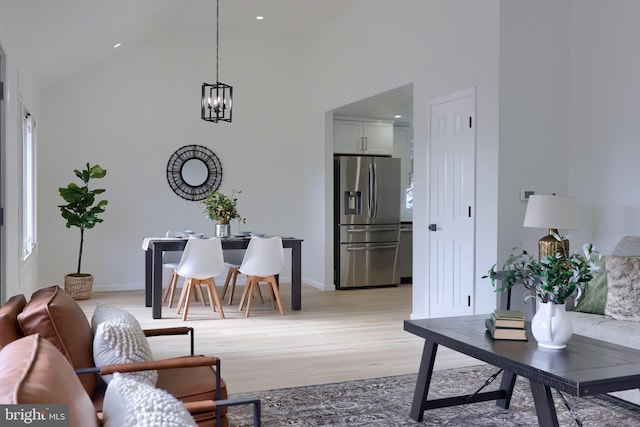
[394,114,402,119]
[256,16,264,20]
[113,42,122,49]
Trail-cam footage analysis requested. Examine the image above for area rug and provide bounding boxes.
[227,364,640,426]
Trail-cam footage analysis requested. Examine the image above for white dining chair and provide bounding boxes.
[238,236,285,317]
[174,238,226,320]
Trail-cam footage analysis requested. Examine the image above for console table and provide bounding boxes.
[143,237,303,319]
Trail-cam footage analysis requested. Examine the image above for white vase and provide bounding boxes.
[531,301,573,349]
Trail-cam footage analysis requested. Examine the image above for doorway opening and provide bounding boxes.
[329,83,414,290]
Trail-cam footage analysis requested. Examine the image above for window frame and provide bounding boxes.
[21,104,36,260]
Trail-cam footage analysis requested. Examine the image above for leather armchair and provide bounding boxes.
[0,286,260,426]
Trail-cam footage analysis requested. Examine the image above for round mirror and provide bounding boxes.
[181,158,209,186]
[167,145,223,201]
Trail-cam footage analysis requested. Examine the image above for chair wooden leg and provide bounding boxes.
[267,276,285,315]
[221,267,234,302]
[256,280,265,304]
[162,270,173,303]
[268,283,277,309]
[181,281,196,321]
[222,267,240,305]
[239,276,253,311]
[228,268,239,305]
[204,278,225,319]
[245,279,255,317]
[176,278,191,315]
[194,282,207,305]
[162,269,178,308]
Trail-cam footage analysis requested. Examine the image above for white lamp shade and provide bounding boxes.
[523,194,580,230]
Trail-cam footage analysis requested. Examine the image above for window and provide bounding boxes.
[22,107,36,259]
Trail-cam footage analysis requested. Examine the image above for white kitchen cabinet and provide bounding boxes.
[333,119,393,155]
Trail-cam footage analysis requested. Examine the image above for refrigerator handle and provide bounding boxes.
[368,163,374,218]
[372,162,377,218]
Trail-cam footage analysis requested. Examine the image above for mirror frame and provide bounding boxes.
[166,144,223,201]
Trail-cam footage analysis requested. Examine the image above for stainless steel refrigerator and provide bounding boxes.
[334,155,401,288]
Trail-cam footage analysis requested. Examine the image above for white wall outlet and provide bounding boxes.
[520,189,535,201]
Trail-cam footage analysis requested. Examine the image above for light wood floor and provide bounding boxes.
[77,284,483,394]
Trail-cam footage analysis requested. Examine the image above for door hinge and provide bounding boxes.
[0,207,3,226]
[0,81,4,100]
[468,295,471,307]
[469,116,472,128]
[468,206,471,218]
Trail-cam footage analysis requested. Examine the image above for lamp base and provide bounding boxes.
[538,228,569,259]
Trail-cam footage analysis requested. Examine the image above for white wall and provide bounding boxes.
[0,8,42,300]
[497,1,572,313]
[568,0,640,253]
[38,10,305,290]
[300,0,501,317]
[6,0,639,318]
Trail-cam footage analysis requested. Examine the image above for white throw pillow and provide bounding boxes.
[91,301,141,335]
[93,320,157,385]
[103,373,197,427]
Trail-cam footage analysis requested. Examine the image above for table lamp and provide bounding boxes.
[523,194,580,259]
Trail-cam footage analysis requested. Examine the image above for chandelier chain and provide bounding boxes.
[216,0,219,82]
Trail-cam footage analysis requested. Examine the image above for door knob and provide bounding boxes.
[428,224,437,231]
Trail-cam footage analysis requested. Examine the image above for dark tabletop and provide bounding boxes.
[404,315,640,397]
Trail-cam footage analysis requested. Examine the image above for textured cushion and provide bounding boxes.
[103,373,197,427]
[0,294,27,349]
[575,256,608,315]
[17,285,96,397]
[91,300,141,335]
[93,320,158,385]
[604,256,640,322]
[0,334,99,427]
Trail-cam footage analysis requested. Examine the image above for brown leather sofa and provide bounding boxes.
[0,286,260,426]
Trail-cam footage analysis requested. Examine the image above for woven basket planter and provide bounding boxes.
[64,274,93,300]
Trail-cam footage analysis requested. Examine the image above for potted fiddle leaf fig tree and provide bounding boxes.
[58,163,108,300]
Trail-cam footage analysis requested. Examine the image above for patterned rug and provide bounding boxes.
[227,364,640,426]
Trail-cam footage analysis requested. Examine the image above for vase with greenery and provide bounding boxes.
[199,190,245,236]
[484,234,600,348]
[485,238,600,304]
[58,163,108,299]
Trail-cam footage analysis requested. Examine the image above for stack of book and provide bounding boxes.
[485,309,527,341]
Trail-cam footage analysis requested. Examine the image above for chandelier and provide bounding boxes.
[201,0,233,123]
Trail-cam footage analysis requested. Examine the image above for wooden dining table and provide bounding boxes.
[142,236,303,319]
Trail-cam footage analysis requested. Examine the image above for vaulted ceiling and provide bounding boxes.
[1,0,357,91]
[2,0,412,123]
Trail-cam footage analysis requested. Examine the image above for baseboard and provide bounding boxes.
[302,277,336,291]
[91,275,319,293]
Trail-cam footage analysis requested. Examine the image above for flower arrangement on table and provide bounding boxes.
[484,234,601,349]
[199,190,246,224]
[484,235,601,304]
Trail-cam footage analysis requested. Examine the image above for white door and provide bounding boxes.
[428,88,476,317]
